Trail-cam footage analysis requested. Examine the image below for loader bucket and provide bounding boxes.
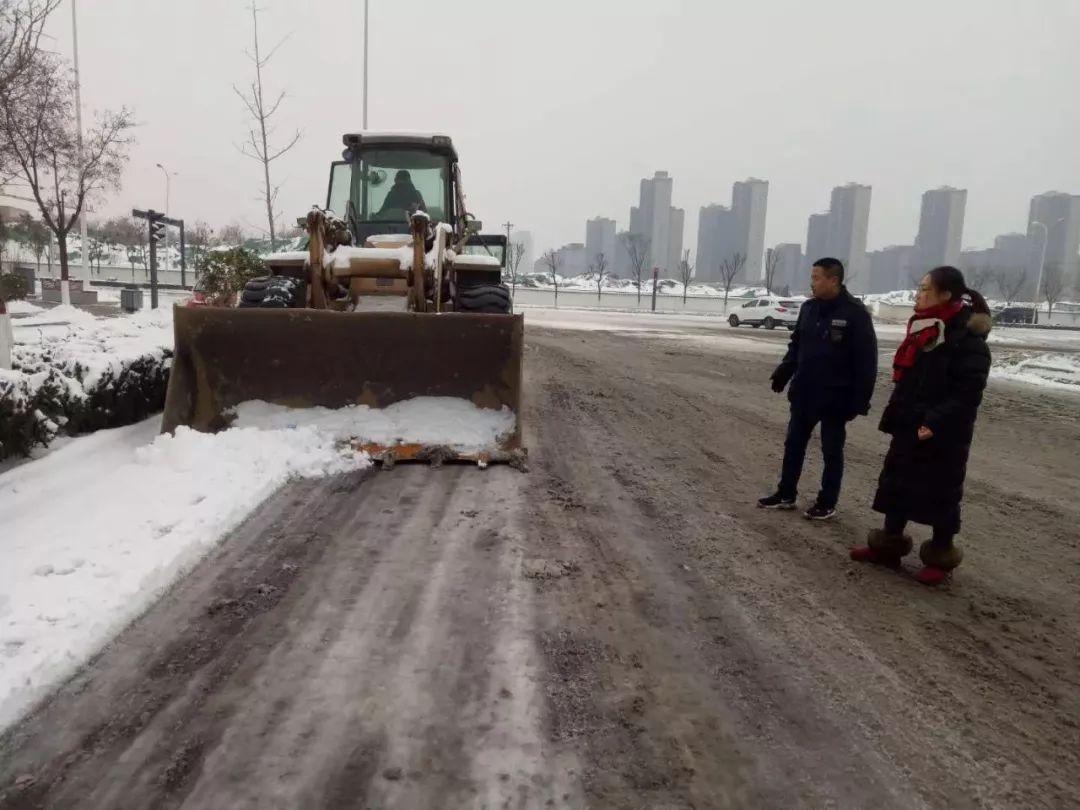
[161,306,524,458]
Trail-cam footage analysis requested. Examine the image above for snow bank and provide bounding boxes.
[5,300,44,315]
[0,394,515,730]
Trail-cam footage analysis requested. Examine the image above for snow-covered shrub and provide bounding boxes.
[1,272,29,301]
[195,247,265,304]
[0,310,174,460]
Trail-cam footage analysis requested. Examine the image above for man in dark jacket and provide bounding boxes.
[758,257,878,519]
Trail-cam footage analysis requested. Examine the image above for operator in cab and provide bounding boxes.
[378,170,425,216]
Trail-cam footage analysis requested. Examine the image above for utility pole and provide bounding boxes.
[503,221,513,270]
[362,0,369,129]
[651,266,659,312]
[71,0,88,304]
[156,163,173,273]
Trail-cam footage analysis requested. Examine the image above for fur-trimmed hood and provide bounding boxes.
[966,311,992,336]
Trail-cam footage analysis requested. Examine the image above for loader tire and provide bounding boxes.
[238,275,305,309]
[456,282,512,314]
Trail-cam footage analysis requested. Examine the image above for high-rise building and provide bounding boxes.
[696,204,731,282]
[630,171,673,274]
[1028,191,1080,287]
[585,217,617,272]
[669,207,685,274]
[915,187,967,271]
[629,171,686,274]
[806,213,831,265]
[805,184,872,289]
[696,179,769,283]
[829,184,872,288]
[733,179,769,281]
[773,243,804,294]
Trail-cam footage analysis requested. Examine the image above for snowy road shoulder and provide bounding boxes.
[0,396,515,731]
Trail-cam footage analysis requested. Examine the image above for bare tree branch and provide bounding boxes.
[542,248,562,307]
[763,247,780,294]
[678,249,693,304]
[590,251,609,302]
[235,4,301,250]
[621,232,650,304]
[718,252,746,310]
[0,54,133,283]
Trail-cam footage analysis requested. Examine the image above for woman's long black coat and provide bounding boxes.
[872,308,992,533]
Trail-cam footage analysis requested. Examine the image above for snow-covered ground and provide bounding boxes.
[0,396,515,730]
[992,353,1080,391]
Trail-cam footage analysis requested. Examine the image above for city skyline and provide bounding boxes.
[526,175,1080,295]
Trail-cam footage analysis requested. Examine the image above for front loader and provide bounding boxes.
[162,132,523,464]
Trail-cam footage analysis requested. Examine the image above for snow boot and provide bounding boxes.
[850,529,913,568]
[915,541,963,586]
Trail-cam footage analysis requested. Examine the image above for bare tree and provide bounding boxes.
[718,252,746,310]
[678,248,693,304]
[993,267,1028,306]
[763,247,780,294]
[0,1,60,173]
[1039,263,1065,324]
[187,220,213,270]
[505,241,525,302]
[101,215,142,277]
[965,265,994,293]
[590,251,609,301]
[234,5,301,252]
[0,56,133,300]
[621,232,650,303]
[86,221,108,273]
[18,212,48,274]
[217,223,246,247]
[541,248,562,307]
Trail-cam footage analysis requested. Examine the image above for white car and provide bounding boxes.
[728,297,802,331]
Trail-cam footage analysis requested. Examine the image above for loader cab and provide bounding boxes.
[330,133,458,246]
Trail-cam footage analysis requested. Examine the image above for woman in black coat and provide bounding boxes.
[851,266,992,585]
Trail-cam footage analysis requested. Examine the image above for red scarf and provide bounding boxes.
[892,301,965,381]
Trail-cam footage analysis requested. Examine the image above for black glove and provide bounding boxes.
[771,376,786,393]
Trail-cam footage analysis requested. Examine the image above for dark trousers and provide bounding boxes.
[884,513,955,548]
[778,405,847,508]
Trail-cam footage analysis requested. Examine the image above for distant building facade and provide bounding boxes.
[773,243,805,294]
[585,217,617,272]
[1028,191,1080,289]
[629,171,683,275]
[915,187,967,271]
[867,245,917,293]
[804,184,872,290]
[696,178,769,283]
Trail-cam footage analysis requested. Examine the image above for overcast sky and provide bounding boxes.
[42,0,1080,256]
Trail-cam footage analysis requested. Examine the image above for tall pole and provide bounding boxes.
[71,0,88,299]
[1030,218,1064,326]
[156,163,171,273]
[362,0,369,129]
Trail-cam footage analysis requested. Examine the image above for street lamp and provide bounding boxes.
[1030,217,1065,325]
[155,163,177,272]
[363,0,369,129]
[71,0,88,300]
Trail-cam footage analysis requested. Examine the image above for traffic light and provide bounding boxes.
[150,218,167,244]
